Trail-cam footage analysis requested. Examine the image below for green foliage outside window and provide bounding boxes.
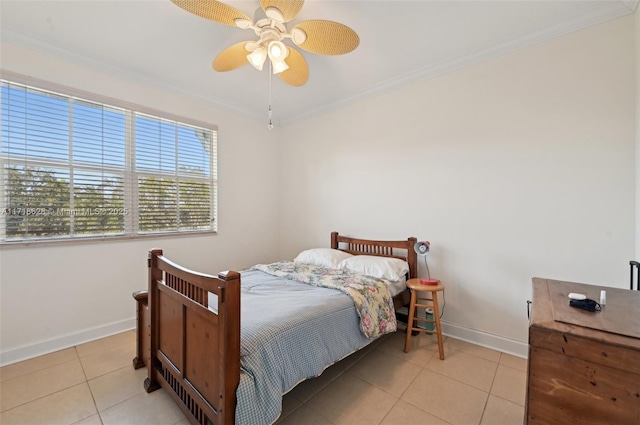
[5,166,211,238]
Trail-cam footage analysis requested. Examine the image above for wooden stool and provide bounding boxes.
[404,278,445,359]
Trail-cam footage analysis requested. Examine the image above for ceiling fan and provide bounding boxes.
[171,0,360,87]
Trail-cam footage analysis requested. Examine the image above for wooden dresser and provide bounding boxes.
[526,278,640,425]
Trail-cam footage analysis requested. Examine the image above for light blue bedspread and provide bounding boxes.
[235,269,379,425]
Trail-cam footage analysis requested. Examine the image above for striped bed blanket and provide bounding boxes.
[234,264,398,425]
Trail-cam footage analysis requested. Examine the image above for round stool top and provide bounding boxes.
[406,278,444,292]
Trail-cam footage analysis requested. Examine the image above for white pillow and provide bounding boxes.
[293,248,353,269]
[338,255,409,281]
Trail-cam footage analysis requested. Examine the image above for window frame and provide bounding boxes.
[0,72,218,246]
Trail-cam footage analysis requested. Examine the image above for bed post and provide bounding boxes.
[144,248,162,393]
[331,231,339,249]
[407,237,417,279]
[132,289,148,369]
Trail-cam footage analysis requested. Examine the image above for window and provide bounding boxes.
[0,80,217,243]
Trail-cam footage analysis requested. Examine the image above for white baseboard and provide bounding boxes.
[441,321,529,359]
[1,318,528,367]
[0,318,136,367]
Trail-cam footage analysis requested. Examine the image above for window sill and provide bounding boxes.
[0,230,217,249]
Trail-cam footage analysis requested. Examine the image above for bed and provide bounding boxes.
[132,232,417,425]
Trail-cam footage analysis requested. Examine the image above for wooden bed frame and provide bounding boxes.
[132,232,417,425]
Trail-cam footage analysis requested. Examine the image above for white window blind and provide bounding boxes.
[0,80,217,243]
[134,113,215,233]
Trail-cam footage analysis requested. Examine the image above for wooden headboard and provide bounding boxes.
[331,231,418,279]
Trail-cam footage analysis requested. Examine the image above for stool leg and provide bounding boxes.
[432,291,445,360]
[404,290,417,353]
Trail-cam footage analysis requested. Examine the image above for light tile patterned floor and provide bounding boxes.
[0,329,527,425]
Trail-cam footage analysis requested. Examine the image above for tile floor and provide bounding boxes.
[0,329,527,425]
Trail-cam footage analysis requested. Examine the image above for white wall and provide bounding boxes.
[0,43,282,365]
[279,16,637,356]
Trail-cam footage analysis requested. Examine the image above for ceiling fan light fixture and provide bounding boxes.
[247,46,267,70]
[267,40,288,61]
[244,41,260,52]
[271,59,289,74]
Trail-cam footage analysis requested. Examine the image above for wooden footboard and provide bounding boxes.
[143,249,240,425]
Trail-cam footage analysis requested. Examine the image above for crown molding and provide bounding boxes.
[0,27,265,121]
[280,2,634,125]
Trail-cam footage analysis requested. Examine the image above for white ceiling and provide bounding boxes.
[1,0,637,126]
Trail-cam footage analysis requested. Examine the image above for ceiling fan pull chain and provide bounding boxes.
[268,60,274,130]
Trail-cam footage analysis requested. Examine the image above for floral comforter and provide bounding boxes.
[252,261,397,338]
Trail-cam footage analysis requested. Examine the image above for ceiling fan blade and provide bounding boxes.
[292,20,359,55]
[212,42,251,72]
[259,0,304,23]
[171,0,251,27]
[278,47,309,87]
